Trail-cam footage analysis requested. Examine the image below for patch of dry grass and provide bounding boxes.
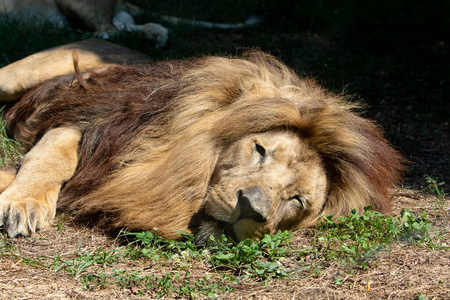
[0,191,448,299]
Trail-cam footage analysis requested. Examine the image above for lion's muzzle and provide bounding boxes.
[235,186,270,223]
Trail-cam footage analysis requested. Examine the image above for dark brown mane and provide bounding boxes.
[6,62,188,150]
[6,62,191,200]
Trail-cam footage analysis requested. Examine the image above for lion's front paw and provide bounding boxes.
[0,198,52,237]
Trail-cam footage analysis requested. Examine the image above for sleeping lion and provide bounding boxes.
[0,40,403,244]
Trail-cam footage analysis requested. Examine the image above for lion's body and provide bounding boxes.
[0,49,403,242]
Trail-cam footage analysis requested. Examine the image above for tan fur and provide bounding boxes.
[0,45,403,241]
[0,39,151,102]
[0,169,15,191]
[0,127,81,237]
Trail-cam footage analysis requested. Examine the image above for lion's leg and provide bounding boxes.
[0,127,81,237]
[0,170,16,193]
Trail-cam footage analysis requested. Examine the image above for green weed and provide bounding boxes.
[0,107,21,168]
[79,268,232,298]
[53,247,124,277]
[313,206,433,269]
[207,231,292,280]
[414,292,429,300]
[0,232,18,255]
[125,229,292,281]
[422,175,448,211]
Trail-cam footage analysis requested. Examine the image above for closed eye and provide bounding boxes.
[291,195,307,211]
[255,143,266,163]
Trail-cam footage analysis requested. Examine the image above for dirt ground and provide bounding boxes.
[0,189,448,300]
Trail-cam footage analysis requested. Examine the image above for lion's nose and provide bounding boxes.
[236,186,269,223]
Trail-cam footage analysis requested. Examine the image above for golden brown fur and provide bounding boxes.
[0,50,403,242]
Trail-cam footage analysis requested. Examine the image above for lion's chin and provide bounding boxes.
[196,218,237,246]
[232,219,266,242]
[196,216,267,245]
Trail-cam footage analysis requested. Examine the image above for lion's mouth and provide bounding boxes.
[196,212,268,245]
[199,185,272,244]
[213,218,238,241]
[194,211,237,245]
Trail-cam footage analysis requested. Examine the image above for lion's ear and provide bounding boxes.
[0,39,152,103]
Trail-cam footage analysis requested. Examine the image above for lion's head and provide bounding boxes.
[197,130,328,243]
[5,50,404,244]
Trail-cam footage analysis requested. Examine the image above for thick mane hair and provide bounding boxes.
[5,51,403,238]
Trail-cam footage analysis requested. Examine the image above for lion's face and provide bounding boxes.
[198,130,328,243]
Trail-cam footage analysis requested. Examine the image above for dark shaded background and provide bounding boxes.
[1,0,449,190]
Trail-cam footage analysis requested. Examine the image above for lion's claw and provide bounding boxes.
[0,198,50,237]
